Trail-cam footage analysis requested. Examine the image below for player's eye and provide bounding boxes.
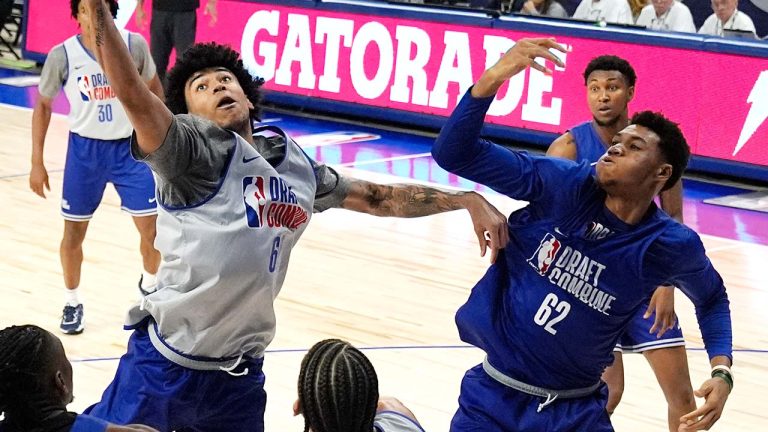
[630,144,640,150]
[609,86,618,91]
[196,84,207,92]
[222,76,232,83]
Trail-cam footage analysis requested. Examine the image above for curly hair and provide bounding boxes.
[70,0,118,19]
[166,43,265,121]
[0,325,56,424]
[630,111,690,191]
[583,55,637,88]
[298,339,379,432]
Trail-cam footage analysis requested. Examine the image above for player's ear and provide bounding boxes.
[626,85,635,102]
[657,163,672,184]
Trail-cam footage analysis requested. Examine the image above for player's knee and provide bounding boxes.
[61,222,88,248]
[665,383,695,409]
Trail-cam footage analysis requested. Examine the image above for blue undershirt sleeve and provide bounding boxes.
[432,87,586,206]
[667,232,733,362]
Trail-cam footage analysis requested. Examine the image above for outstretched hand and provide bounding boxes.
[464,193,509,263]
[645,285,677,338]
[473,38,567,98]
[678,377,730,431]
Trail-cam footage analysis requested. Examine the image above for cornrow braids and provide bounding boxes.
[0,325,51,422]
[298,339,379,432]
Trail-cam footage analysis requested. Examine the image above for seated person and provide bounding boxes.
[636,0,696,32]
[573,0,634,24]
[519,0,569,18]
[699,0,756,36]
[0,325,158,432]
[295,339,426,432]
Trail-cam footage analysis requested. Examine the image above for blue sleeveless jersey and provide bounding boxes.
[433,90,732,390]
[569,121,609,163]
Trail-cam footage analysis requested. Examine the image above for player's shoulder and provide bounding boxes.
[547,129,580,160]
[654,215,703,250]
[47,42,67,59]
[126,31,150,51]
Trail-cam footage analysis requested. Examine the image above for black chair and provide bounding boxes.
[0,0,21,59]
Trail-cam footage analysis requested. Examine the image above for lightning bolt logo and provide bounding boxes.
[734,71,768,156]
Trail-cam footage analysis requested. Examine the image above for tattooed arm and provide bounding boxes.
[340,179,509,261]
[81,0,172,155]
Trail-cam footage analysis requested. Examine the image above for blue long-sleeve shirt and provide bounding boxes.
[433,89,732,389]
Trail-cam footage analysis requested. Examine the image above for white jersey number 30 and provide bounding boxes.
[533,293,571,335]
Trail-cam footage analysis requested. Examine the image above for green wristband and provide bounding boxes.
[711,370,733,391]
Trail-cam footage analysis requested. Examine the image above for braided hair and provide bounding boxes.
[298,339,379,432]
[0,325,59,425]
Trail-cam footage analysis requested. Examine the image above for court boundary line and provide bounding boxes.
[69,345,768,363]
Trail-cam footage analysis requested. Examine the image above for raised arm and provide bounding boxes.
[83,0,172,155]
[340,179,509,262]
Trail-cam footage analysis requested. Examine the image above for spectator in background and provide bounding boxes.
[0,324,159,432]
[627,0,646,20]
[520,0,570,18]
[698,0,756,36]
[295,339,426,432]
[573,0,634,24]
[636,0,697,32]
[135,0,218,86]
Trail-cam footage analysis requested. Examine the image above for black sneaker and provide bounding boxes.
[138,275,157,296]
[60,304,84,335]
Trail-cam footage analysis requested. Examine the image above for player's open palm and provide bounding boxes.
[492,38,566,79]
[29,163,50,198]
[645,285,677,337]
[679,377,730,431]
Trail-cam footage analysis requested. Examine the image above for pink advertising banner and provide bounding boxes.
[24,0,768,168]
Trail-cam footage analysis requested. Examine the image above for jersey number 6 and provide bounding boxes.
[533,293,571,335]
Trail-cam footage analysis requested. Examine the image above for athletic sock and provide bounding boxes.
[64,288,80,306]
[141,271,157,291]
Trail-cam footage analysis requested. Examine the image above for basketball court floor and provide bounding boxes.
[1,68,767,430]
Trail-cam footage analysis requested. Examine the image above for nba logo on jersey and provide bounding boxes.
[77,76,91,101]
[243,176,268,228]
[528,233,561,276]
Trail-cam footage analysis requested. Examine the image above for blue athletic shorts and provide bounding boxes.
[450,364,613,432]
[84,325,266,432]
[614,302,685,353]
[62,132,156,220]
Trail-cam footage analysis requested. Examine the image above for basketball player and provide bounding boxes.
[29,0,164,335]
[295,339,426,432]
[547,55,694,431]
[77,0,508,429]
[0,324,158,432]
[432,38,733,432]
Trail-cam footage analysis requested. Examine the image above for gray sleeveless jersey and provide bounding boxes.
[374,411,426,432]
[127,122,316,368]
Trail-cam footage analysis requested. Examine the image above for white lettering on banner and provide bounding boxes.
[484,35,525,117]
[522,56,564,125]
[390,26,431,106]
[350,21,394,99]
[241,10,279,81]
[428,31,473,109]
[240,10,568,125]
[275,14,316,89]
[315,17,354,93]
